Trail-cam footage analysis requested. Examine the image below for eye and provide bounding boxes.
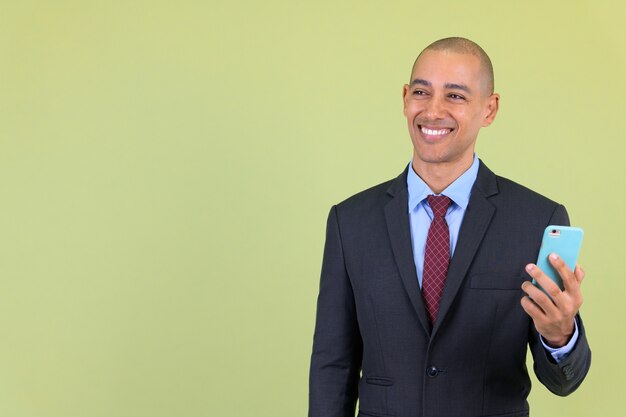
[448,93,466,100]
[412,89,428,97]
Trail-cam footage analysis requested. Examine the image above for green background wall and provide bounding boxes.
[0,1,623,416]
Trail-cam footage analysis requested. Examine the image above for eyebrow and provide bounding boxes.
[445,83,472,93]
[410,78,431,88]
[410,78,472,94]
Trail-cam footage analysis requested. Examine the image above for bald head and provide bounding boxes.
[411,37,494,95]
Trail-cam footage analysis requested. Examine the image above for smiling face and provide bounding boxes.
[403,49,499,174]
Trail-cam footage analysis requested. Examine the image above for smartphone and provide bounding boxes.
[532,225,584,293]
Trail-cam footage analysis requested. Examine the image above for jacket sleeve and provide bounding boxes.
[309,205,362,417]
[528,204,592,396]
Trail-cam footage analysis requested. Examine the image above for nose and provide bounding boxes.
[423,95,446,120]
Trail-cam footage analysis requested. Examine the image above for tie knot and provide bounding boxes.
[427,195,452,218]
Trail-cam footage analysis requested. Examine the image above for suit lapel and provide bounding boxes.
[384,168,431,335]
[431,161,499,338]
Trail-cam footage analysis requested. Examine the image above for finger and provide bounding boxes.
[548,253,578,293]
[525,263,562,303]
[520,295,546,320]
[521,280,559,317]
[574,264,586,285]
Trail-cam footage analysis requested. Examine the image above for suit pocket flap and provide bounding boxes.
[365,376,394,386]
[358,410,395,417]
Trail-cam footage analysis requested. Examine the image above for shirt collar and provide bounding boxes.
[407,154,479,211]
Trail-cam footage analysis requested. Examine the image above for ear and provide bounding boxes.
[402,84,410,115]
[482,93,499,127]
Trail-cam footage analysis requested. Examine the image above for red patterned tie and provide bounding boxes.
[422,195,452,324]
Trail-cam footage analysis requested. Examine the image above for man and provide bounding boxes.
[309,37,591,417]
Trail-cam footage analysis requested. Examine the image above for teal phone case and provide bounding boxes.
[532,225,584,292]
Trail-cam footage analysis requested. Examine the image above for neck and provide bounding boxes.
[411,156,474,194]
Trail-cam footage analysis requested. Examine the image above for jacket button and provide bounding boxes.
[562,365,573,380]
[426,366,439,377]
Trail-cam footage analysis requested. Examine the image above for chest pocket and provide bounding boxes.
[469,271,527,290]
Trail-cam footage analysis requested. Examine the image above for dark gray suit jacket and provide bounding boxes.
[309,161,591,417]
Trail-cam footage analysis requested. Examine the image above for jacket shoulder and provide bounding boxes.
[334,173,401,217]
[340,179,393,204]
[494,174,561,208]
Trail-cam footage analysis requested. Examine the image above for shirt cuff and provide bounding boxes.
[541,319,579,363]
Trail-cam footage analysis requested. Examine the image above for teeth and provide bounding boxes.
[421,126,451,136]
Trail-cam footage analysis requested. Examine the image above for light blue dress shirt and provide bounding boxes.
[406,154,578,362]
